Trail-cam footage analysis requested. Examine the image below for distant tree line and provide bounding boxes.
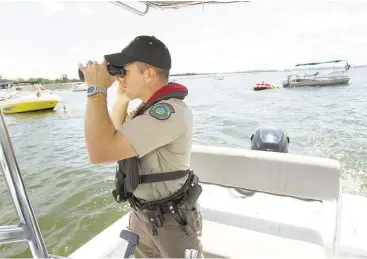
[0,74,80,84]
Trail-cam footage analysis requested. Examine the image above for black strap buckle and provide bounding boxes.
[112,189,127,203]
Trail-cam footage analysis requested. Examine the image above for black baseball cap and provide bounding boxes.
[104,35,171,70]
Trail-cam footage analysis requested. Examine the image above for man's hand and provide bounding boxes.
[78,60,115,88]
[109,76,131,129]
[115,76,132,102]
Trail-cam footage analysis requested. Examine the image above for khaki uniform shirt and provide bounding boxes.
[118,98,193,202]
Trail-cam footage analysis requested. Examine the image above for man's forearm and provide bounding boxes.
[85,94,116,161]
[111,97,129,129]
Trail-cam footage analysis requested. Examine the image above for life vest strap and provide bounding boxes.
[139,170,190,184]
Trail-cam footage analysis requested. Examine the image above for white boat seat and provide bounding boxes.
[191,145,340,201]
[190,145,340,259]
[201,219,327,258]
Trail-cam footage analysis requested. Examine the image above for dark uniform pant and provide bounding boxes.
[128,203,203,258]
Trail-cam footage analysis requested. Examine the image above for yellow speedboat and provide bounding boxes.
[0,92,61,114]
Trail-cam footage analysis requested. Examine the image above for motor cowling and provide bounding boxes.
[250,126,290,153]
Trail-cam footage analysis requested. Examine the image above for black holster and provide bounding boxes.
[141,173,202,236]
[179,174,202,211]
[143,207,164,236]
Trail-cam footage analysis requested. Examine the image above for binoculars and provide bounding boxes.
[78,64,126,82]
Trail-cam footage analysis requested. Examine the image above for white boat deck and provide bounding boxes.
[70,146,367,258]
[70,188,367,258]
[199,186,367,258]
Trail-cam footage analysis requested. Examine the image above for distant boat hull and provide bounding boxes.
[283,77,350,87]
[254,82,278,91]
[0,94,60,114]
[254,84,278,91]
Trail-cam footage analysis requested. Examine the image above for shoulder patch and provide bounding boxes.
[149,102,175,120]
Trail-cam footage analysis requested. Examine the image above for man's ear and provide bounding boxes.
[144,67,155,84]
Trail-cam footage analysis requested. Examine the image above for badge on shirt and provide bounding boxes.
[149,103,175,120]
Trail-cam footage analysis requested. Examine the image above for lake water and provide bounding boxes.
[1,69,366,257]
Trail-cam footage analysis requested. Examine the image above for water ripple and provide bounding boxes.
[1,69,367,257]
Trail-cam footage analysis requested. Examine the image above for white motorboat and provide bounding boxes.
[72,82,86,92]
[214,73,224,80]
[0,89,19,101]
[1,2,366,259]
[282,60,351,88]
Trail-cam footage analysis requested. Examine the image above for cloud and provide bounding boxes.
[68,46,83,54]
[39,1,65,16]
[0,56,20,79]
[75,4,97,16]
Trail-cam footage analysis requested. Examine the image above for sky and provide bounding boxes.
[1,0,367,79]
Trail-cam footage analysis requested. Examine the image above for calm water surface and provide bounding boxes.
[1,69,366,257]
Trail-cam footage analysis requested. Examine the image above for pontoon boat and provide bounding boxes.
[282,60,351,88]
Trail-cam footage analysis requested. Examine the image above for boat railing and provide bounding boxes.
[110,1,250,16]
[0,110,50,258]
[288,72,349,81]
[288,67,348,77]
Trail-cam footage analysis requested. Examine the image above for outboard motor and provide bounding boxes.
[250,126,290,153]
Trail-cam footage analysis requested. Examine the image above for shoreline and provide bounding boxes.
[4,65,365,91]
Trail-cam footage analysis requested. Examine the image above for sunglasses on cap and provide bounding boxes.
[78,64,126,82]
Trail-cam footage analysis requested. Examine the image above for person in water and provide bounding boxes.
[79,35,203,258]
